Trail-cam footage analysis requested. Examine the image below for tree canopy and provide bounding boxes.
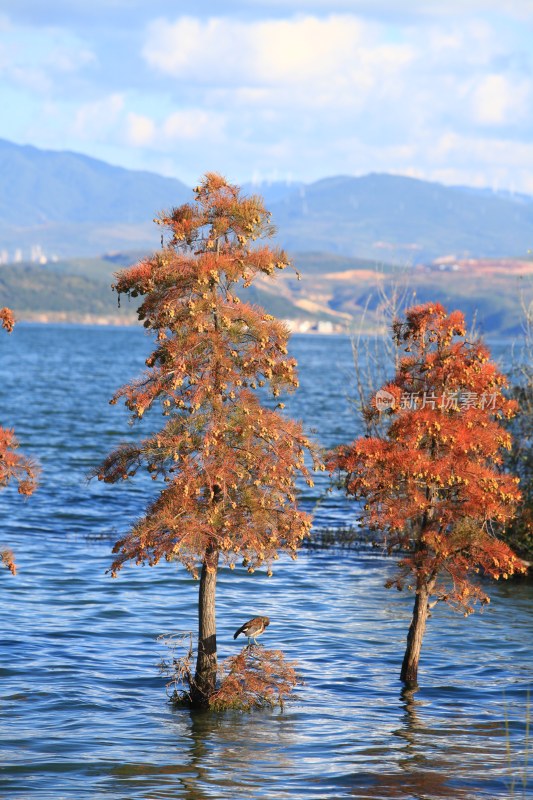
[95,174,320,705]
[328,302,525,682]
[97,173,320,579]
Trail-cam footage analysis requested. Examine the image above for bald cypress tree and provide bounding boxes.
[96,174,320,706]
[329,303,524,684]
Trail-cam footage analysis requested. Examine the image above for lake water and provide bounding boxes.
[0,325,531,800]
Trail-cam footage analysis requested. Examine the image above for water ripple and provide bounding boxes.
[0,326,531,799]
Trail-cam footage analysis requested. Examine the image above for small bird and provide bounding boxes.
[233,616,270,645]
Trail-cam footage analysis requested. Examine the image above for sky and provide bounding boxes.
[1,0,532,192]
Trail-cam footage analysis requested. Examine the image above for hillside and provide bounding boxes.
[0,138,189,259]
[250,253,532,336]
[1,139,532,262]
[1,252,531,336]
[0,261,136,325]
[267,174,533,262]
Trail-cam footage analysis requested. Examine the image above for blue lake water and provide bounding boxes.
[0,325,531,800]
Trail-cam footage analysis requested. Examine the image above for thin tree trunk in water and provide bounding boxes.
[192,545,219,706]
[400,581,430,685]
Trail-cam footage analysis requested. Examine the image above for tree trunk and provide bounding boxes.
[191,546,219,707]
[400,581,430,685]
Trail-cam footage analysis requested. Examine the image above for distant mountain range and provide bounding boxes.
[264,174,533,263]
[1,138,532,262]
[0,138,190,260]
[1,138,532,336]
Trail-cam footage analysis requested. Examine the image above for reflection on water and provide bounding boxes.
[0,326,531,799]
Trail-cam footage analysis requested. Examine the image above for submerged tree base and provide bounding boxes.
[159,634,300,711]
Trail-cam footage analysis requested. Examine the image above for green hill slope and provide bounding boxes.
[1,252,530,336]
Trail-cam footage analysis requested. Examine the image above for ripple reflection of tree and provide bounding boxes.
[173,705,297,800]
[379,686,470,800]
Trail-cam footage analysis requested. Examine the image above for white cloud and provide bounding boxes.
[49,46,96,73]
[135,12,533,190]
[142,14,414,91]
[162,108,225,141]
[236,0,533,16]
[404,130,533,193]
[424,19,496,67]
[126,111,156,146]
[2,6,532,194]
[71,93,125,140]
[251,15,368,83]
[0,20,97,99]
[122,107,227,153]
[9,65,52,92]
[470,74,531,125]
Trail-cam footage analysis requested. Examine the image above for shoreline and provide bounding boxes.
[14,310,359,335]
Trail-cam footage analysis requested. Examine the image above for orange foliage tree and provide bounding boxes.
[95,174,320,707]
[328,303,524,684]
[0,308,38,574]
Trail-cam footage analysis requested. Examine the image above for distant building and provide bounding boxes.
[31,245,48,264]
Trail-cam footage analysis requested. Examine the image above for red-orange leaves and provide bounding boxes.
[1,548,16,575]
[329,302,525,615]
[1,312,38,501]
[107,393,317,578]
[0,307,15,333]
[96,174,321,579]
[392,303,466,347]
[1,309,39,573]
[0,427,39,496]
[210,646,300,711]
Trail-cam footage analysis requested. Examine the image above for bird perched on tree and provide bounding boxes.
[233,616,270,645]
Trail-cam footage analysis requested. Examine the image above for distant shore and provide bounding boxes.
[15,311,139,327]
[14,311,356,334]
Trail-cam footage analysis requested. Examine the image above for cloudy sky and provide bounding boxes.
[1,1,532,191]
